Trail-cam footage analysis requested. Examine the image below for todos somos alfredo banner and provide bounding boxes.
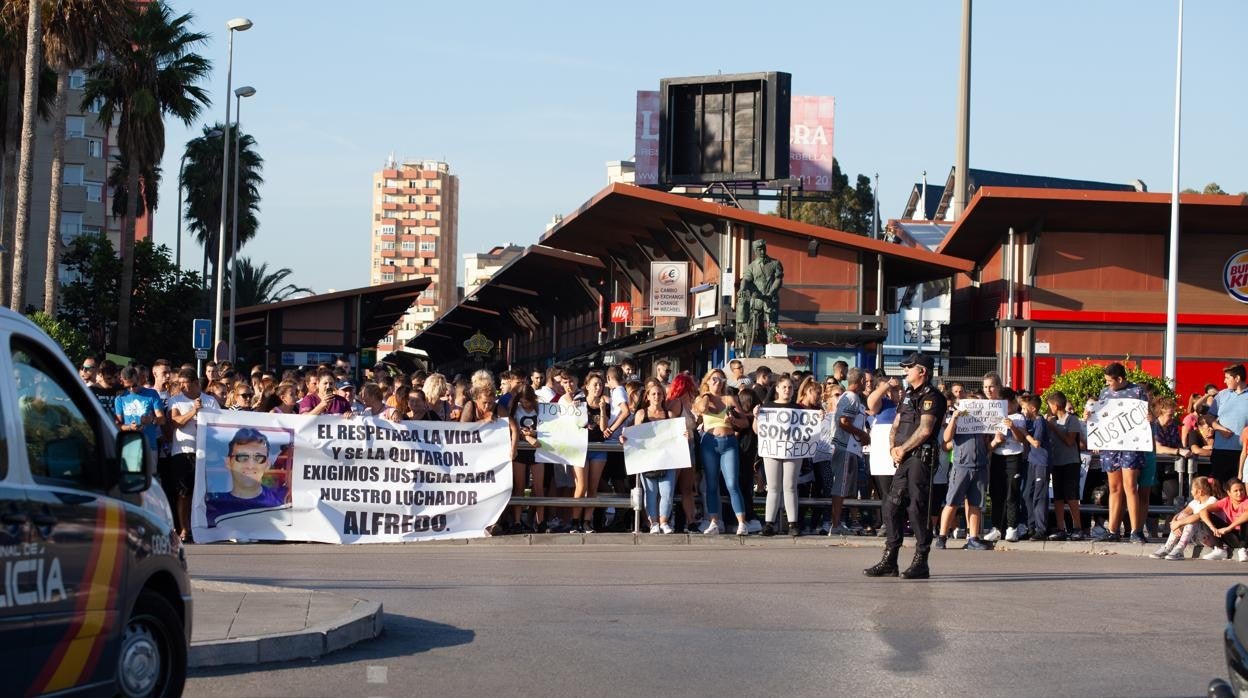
[190,411,513,543]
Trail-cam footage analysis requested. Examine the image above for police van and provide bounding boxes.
[0,309,191,696]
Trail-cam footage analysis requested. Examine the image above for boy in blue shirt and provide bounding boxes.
[114,365,164,450]
[935,395,992,550]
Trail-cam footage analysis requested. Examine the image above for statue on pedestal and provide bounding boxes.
[734,239,784,358]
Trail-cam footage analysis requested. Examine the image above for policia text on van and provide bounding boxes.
[0,308,192,697]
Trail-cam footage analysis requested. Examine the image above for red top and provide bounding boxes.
[1211,496,1248,526]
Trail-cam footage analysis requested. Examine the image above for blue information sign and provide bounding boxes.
[192,319,212,351]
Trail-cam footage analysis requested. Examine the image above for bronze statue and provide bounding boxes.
[734,239,784,358]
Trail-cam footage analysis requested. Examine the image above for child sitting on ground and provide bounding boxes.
[1198,478,1248,561]
[1150,476,1223,561]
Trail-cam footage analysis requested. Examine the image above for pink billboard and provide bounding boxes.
[634,91,660,186]
[789,95,835,192]
[633,92,834,191]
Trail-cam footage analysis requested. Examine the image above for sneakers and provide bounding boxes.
[1237,548,1248,563]
[933,535,947,549]
[737,522,749,537]
[1004,527,1020,543]
[1069,530,1086,541]
[788,523,801,537]
[1164,548,1185,561]
[685,521,702,534]
[1149,544,1172,559]
[1202,547,1229,561]
[703,520,721,536]
[747,519,763,534]
[1103,533,1122,542]
[963,537,991,551]
[761,522,776,537]
[659,523,674,535]
[983,527,1002,542]
[582,521,596,534]
[1048,530,1069,542]
[1090,524,1108,540]
[649,524,662,534]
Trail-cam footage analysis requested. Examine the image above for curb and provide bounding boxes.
[454,531,1167,556]
[189,583,384,668]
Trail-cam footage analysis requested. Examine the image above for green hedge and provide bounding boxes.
[1040,360,1175,415]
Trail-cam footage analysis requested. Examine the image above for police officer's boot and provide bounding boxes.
[901,550,930,580]
[863,547,900,577]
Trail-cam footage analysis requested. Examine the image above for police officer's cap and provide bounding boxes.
[898,352,935,372]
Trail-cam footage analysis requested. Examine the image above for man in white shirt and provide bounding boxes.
[165,368,220,541]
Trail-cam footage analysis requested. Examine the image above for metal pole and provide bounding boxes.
[952,0,972,219]
[871,173,879,239]
[176,153,186,269]
[228,94,243,362]
[212,29,235,360]
[1164,0,1184,384]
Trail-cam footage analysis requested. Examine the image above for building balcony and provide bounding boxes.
[380,249,397,258]
[418,297,437,307]
[382,186,399,194]
[398,249,417,258]
[381,202,398,211]
[421,187,438,195]
[419,250,436,259]
[380,217,399,225]
[377,233,396,242]
[380,264,397,273]
[400,187,423,195]
[400,202,419,211]
[420,170,440,179]
[419,219,437,227]
[420,203,438,212]
[420,265,436,274]
[382,169,399,178]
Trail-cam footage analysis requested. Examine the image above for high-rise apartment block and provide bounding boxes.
[371,158,459,354]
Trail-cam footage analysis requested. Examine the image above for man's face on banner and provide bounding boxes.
[227,441,269,488]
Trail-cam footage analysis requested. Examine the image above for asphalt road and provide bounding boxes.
[185,541,1241,697]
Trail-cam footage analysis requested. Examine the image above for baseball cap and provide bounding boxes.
[898,352,935,372]
[336,380,355,391]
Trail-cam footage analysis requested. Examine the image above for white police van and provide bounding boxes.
[0,308,191,696]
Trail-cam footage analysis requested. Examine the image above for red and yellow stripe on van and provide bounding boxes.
[29,500,126,696]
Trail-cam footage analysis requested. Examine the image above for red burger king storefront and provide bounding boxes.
[939,187,1248,400]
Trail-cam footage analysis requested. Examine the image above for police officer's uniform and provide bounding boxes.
[865,352,946,579]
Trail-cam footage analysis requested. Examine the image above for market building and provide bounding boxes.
[408,183,971,377]
[938,186,1248,399]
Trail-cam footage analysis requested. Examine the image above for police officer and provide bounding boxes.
[864,352,946,580]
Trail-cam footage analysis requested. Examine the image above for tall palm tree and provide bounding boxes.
[41,0,127,314]
[107,154,159,218]
[181,122,262,293]
[228,257,311,307]
[83,0,209,354]
[9,0,42,312]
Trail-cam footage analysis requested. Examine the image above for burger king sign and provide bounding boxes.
[1226,249,1248,304]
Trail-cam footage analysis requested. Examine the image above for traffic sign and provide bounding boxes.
[195,349,208,360]
[192,319,212,351]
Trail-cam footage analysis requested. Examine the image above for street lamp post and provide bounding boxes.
[228,85,256,362]
[212,16,253,362]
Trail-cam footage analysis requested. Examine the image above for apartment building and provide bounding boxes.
[464,244,523,297]
[21,67,151,308]
[371,158,459,355]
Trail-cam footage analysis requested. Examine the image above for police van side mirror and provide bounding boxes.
[118,431,151,494]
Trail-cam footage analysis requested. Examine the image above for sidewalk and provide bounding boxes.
[189,580,383,668]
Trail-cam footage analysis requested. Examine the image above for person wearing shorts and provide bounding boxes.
[936,399,990,550]
[825,369,869,535]
[1094,363,1148,543]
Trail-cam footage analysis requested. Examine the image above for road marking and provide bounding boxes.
[366,665,388,684]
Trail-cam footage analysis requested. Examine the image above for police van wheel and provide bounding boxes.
[116,590,187,698]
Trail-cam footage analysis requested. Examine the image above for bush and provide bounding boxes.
[1040,359,1176,415]
[27,310,90,364]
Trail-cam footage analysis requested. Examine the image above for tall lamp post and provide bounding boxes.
[176,128,221,270]
[212,16,253,362]
[228,85,256,362]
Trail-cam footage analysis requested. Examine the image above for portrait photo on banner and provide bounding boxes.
[201,422,295,528]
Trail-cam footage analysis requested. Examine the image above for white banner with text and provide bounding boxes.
[756,407,821,460]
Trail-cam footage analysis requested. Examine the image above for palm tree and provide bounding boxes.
[180,122,262,294]
[83,0,210,354]
[228,257,311,307]
[41,0,127,314]
[9,0,42,312]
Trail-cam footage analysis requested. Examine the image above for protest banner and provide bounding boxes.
[535,401,588,465]
[954,399,1009,434]
[190,411,513,544]
[756,407,821,459]
[1084,398,1153,452]
[622,417,691,475]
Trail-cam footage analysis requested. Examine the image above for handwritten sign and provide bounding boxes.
[1085,398,1153,452]
[622,418,691,475]
[954,399,1008,435]
[756,408,821,459]
[536,402,588,465]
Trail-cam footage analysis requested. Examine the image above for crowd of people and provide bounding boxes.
[78,351,1248,562]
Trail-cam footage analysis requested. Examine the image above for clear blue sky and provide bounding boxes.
[157,1,1248,294]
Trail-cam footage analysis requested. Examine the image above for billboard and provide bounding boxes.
[634,92,833,192]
